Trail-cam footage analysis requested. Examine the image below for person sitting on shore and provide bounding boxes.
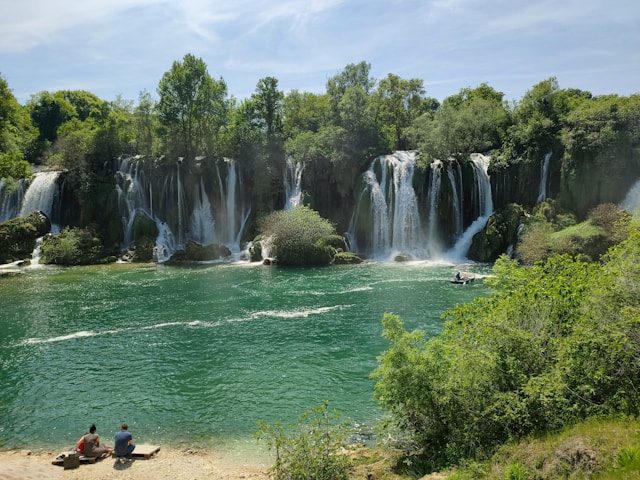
[83,424,113,458]
[114,423,135,457]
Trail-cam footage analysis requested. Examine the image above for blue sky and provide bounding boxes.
[0,0,638,104]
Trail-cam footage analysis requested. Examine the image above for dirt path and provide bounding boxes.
[0,448,268,480]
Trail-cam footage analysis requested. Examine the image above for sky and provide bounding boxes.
[0,0,638,104]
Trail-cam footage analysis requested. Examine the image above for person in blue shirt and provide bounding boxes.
[114,423,135,457]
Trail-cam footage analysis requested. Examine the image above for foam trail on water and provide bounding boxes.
[249,305,350,319]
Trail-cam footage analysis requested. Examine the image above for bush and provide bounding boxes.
[588,203,631,242]
[373,223,640,469]
[516,221,577,264]
[41,227,105,265]
[256,401,351,480]
[260,207,340,266]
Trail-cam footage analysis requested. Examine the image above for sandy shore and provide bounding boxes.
[0,448,268,480]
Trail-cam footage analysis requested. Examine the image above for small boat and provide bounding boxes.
[450,272,475,284]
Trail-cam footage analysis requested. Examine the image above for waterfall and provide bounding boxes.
[0,178,27,222]
[216,158,250,251]
[537,151,552,203]
[620,178,640,214]
[115,158,148,248]
[176,159,185,246]
[427,160,443,250]
[446,163,463,239]
[30,237,44,267]
[190,177,215,245]
[284,158,304,210]
[115,157,183,262]
[348,151,421,258]
[19,171,60,219]
[448,153,493,259]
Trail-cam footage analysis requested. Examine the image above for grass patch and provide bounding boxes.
[550,221,604,241]
[450,417,640,479]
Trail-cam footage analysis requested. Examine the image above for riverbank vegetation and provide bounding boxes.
[367,222,640,477]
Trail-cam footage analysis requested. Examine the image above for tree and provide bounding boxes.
[326,61,375,122]
[133,90,158,157]
[28,91,77,143]
[0,75,37,161]
[283,90,329,137]
[157,54,229,160]
[252,76,284,138]
[374,73,427,150]
[411,84,509,162]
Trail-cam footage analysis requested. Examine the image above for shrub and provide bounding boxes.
[260,207,339,266]
[373,223,640,469]
[256,401,351,480]
[41,227,104,265]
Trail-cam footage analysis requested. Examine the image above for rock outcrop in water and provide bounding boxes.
[0,211,51,264]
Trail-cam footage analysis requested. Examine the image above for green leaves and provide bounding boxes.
[256,401,351,480]
[374,223,640,467]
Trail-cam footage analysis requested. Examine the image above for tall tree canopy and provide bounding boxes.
[157,54,229,160]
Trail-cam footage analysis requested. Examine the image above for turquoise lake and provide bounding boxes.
[0,262,489,454]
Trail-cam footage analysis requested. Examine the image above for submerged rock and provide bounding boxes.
[168,241,232,263]
[332,252,363,265]
[0,211,51,263]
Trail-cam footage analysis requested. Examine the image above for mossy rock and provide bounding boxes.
[469,204,527,262]
[332,251,363,265]
[249,240,262,262]
[317,234,348,252]
[393,254,411,262]
[41,227,106,266]
[132,237,155,262]
[132,212,159,243]
[169,241,232,262]
[0,211,51,263]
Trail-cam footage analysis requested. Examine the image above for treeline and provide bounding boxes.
[1,54,639,223]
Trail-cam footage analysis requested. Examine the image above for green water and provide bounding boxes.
[0,262,488,453]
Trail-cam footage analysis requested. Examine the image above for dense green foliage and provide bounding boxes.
[0,211,50,263]
[373,222,640,468]
[412,84,509,163]
[260,207,340,266]
[516,201,630,264]
[450,417,640,479]
[40,227,108,265]
[256,402,351,480]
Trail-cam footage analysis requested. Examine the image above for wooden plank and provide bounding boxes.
[130,444,161,459]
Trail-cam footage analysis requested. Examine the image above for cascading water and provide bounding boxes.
[0,178,27,222]
[427,160,443,250]
[19,171,60,219]
[348,151,421,258]
[620,178,640,214]
[537,151,552,203]
[448,153,493,259]
[115,157,182,262]
[446,163,463,239]
[215,158,250,251]
[284,158,304,210]
[190,177,215,245]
